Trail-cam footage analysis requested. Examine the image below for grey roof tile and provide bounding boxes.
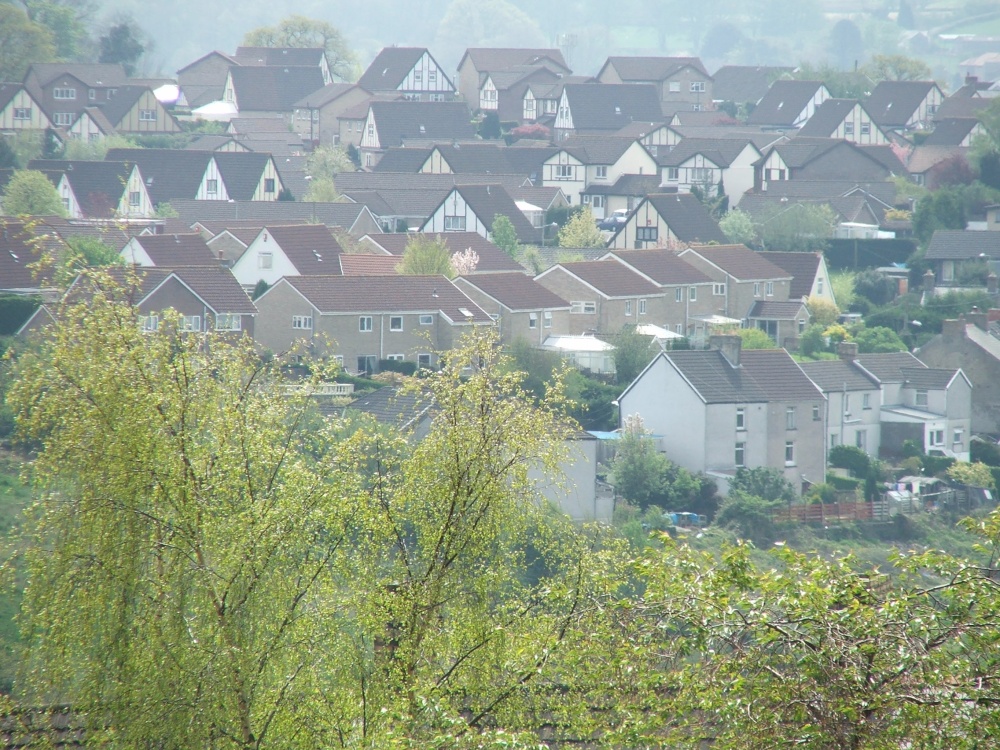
[456,272,569,310]
[711,65,794,104]
[865,80,940,127]
[757,251,823,299]
[666,348,822,403]
[563,83,663,131]
[606,249,712,284]
[748,81,827,126]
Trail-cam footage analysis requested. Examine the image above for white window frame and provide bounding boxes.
[786,407,796,431]
[690,81,706,93]
[915,390,928,407]
[689,287,697,301]
[53,112,73,126]
[13,107,31,120]
[389,315,403,332]
[784,441,795,466]
[529,312,538,328]
[595,166,608,179]
[258,252,273,270]
[570,301,596,314]
[638,299,646,315]
[543,310,552,328]
[181,315,201,332]
[736,407,745,431]
[206,179,218,195]
[141,314,158,332]
[636,226,658,242]
[713,283,725,296]
[214,313,241,331]
[766,281,774,297]
[555,163,573,179]
[669,81,681,93]
[624,300,632,316]
[444,215,466,231]
[417,353,432,369]
[359,316,373,332]
[53,87,76,100]
[292,315,313,330]
[129,191,141,207]
[139,109,156,122]
[735,441,746,467]
[419,314,434,325]
[666,167,679,181]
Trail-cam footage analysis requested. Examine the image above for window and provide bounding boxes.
[735,441,746,467]
[595,166,608,179]
[555,164,573,179]
[181,315,201,332]
[53,112,73,126]
[675,288,683,302]
[844,121,854,135]
[417,353,432,369]
[675,323,683,334]
[387,353,404,361]
[666,167,679,181]
[292,315,313,329]
[444,215,466,231]
[206,179,218,195]
[855,429,867,451]
[862,393,871,410]
[639,299,646,315]
[139,109,156,121]
[688,286,697,301]
[359,316,373,332]
[13,107,30,120]
[429,93,445,102]
[786,407,796,430]
[736,407,745,430]
[830,433,838,447]
[625,300,632,316]
[429,69,437,83]
[264,178,275,193]
[765,281,774,296]
[543,311,552,328]
[389,315,403,332]
[669,81,680,92]
[860,122,871,135]
[367,123,374,137]
[915,390,928,407]
[785,441,795,465]
[141,314,158,332]
[414,70,423,84]
[690,81,706,93]
[636,226,658,242]
[129,191,140,207]
[713,283,725,296]
[953,428,964,447]
[813,404,821,420]
[591,195,605,208]
[357,355,376,375]
[570,301,596,314]
[88,88,96,100]
[930,429,944,446]
[419,314,434,325]
[529,312,538,328]
[754,282,761,297]
[258,252,273,270]
[817,278,824,294]
[690,167,712,183]
[214,314,241,331]
[53,87,75,100]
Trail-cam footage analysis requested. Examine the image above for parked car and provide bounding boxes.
[597,208,629,231]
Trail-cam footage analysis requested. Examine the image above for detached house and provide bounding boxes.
[553,84,663,141]
[28,159,154,220]
[456,48,570,107]
[93,85,180,136]
[758,251,835,305]
[177,50,239,110]
[120,233,220,267]
[754,138,901,188]
[0,83,49,133]
[23,63,128,129]
[747,80,830,130]
[253,275,493,371]
[358,100,476,168]
[454,272,571,344]
[421,184,539,244]
[656,137,762,205]
[222,66,326,120]
[797,98,888,144]
[618,335,827,495]
[607,192,728,249]
[230,224,346,289]
[711,65,794,111]
[543,136,657,210]
[479,66,561,123]
[357,47,455,101]
[291,83,372,146]
[596,56,713,112]
[233,47,333,85]
[865,80,944,133]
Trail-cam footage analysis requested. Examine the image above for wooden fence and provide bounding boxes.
[771,499,891,524]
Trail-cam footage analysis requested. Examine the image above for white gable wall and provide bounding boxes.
[421,190,489,238]
[196,158,229,200]
[231,230,299,288]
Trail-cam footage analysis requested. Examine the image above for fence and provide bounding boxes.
[771,499,891,524]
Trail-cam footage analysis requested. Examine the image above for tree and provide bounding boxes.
[719,208,757,246]
[558,206,605,248]
[305,145,353,180]
[828,19,865,71]
[612,326,654,385]
[757,202,835,251]
[0,5,55,82]
[490,214,519,257]
[853,325,907,353]
[853,269,898,307]
[947,461,995,490]
[23,0,89,61]
[862,54,931,81]
[302,176,339,202]
[736,327,778,349]
[433,0,547,76]
[912,188,966,244]
[806,295,840,327]
[1,170,65,216]
[98,18,146,76]
[612,413,674,509]
[243,15,358,82]
[449,247,479,276]
[730,466,797,503]
[398,234,454,277]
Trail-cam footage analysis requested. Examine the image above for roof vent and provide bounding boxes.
[419,124,426,134]
[615,106,621,114]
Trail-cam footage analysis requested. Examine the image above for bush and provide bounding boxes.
[829,445,872,476]
[378,359,417,376]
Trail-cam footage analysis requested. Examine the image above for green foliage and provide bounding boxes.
[798,323,828,357]
[853,325,906,353]
[912,187,966,244]
[731,466,797,504]
[947,461,995,490]
[243,15,358,81]
[62,134,140,161]
[829,444,872,477]
[251,279,269,300]
[757,202,835,251]
[490,214,519,257]
[153,202,178,218]
[305,146,353,180]
[64,236,121,268]
[736,327,779,349]
[0,5,55,82]
[98,19,146,76]
[26,0,89,61]
[853,268,897,306]
[0,295,40,336]
[718,208,757,246]
[1,170,65,217]
[302,176,339,202]
[398,234,454,277]
[611,325,654,385]
[558,206,605,248]
[806,295,840,327]
[713,490,783,545]
[378,358,417,376]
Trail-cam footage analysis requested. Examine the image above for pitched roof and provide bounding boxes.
[747,299,807,319]
[922,118,979,146]
[800,359,880,392]
[212,152,276,200]
[900,366,957,390]
[853,351,926,382]
[105,148,210,204]
[797,98,864,137]
[264,224,344,274]
[28,159,133,218]
[865,80,939,127]
[233,47,326,67]
[748,80,827,126]
[97,85,157,126]
[934,95,993,120]
[0,83,26,111]
[545,260,661,297]
[640,193,728,244]
[563,84,663,131]
[124,233,219,266]
[665,348,822,403]
[0,220,56,291]
[347,385,433,430]
[283,275,492,322]
[461,48,570,75]
[925,230,1000,261]
[292,82,366,108]
[605,249,712,285]
[338,254,401,275]
[433,184,539,243]
[906,145,967,175]
[169,266,257,314]
[684,244,792,281]
[27,62,128,88]
[601,56,710,81]
[757,251,823,299]
[228,66,326,111]
[368,100,476,147]
[561,135,641,164]
[363,231,524,272]
[166,200,376,232]
[584,173,661,197]
[358,47,430,90]
[711,65,794,104]
[654,137,756,168]
[456,272,569,310]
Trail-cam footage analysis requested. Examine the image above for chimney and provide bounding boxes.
[942,316,968,339]
[989,308,1000,323]
[923,269,935,292]
[710,334,742,366]
[968,306,987,331]
[838,341,858,361]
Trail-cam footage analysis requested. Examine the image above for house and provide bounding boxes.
[252,274,492,371]
[176,50,240,110]
[596,56,713,111]
[28,159,155,220]
[796,99,888,144]
[0,83,50,133]
[617,334,827,495]
[534,260,666,335]
[230,224,346,289]
[0,220,61,296]
[606,192,729,249]
[553,84,663,141]
[290,83,372,146]
[656,137,762,205]
[93,85,180,135]
[479,66,561,122]
[120,233,220,267]
[923,230,1000,286]
[711,65,794,110]
[416,142,556,180]
[598,248,718,335]
[23,63,129,129]
[800,350,883,456]
[359,231,524,273]
[421,184,540,244]
[738,180,898,237]
[358,100,476,168]
[456,48,570,107]
[232,47,332,85]
[541,136,657,210]
[906,145,970,188]
[747,80,831,129]
[754,138,901,188]
[167,199,382,238]
[66,106,118,142]
[454,272,571,344]
[922,118,985,148]
[864,80,944,132]
[757,251,836,305]
[357,47,455,101]
[582,175,661,219]
[222,66,326,120]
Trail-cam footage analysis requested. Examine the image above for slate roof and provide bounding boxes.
[97,85,156,126]
[358,47,430,90]
[282,275,492,322]
[711,65,794,104]
[0,83,26,111]
[124,234,219,266]
[35,216,132,247]
[177,50,238,75]
[369,148,433,173]
[347,386,434,431]
[233,47,326,67]
[748,81,827,127]
[583,174,660,197]
[431,184,539,243]
[673,126,785,150]
[901,366,957,390]
[456,272,570,310]
[27,63,128,88]
[336,171,529,193]
[169,266,257,314]
[639,193,728,244]
[546,260,661,297]
[561,135,641,164]
[212,152,276,200]
[906,145,967,175]
[664,348,823,404]
[933,96,993,120]
[461,49,570,75]
[292,82,366,108]
[364,231,524,272]
[166,200,376,232]
[757,251,823,299]
[265,224,344,274]
[605,249,713,285]
[601,56,711,82]
[228,66,326,112]
[28,159,133,218]
[105,148,210,204]
[654,137,755,168]
[368,100,476,147]
[747,300,807,319]
[854,351,926,382]
[742,179,896,205]
[797,98,864,137]
[684,244,792,281]
[800,359,881,391]
[925,230,1000,261]
[346,187,450,218]
[0,220,56,291]
[562,84,663,131]
[865,80,939,128]
[922,118,979,146]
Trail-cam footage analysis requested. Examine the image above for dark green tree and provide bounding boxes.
[98,19,145,76]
